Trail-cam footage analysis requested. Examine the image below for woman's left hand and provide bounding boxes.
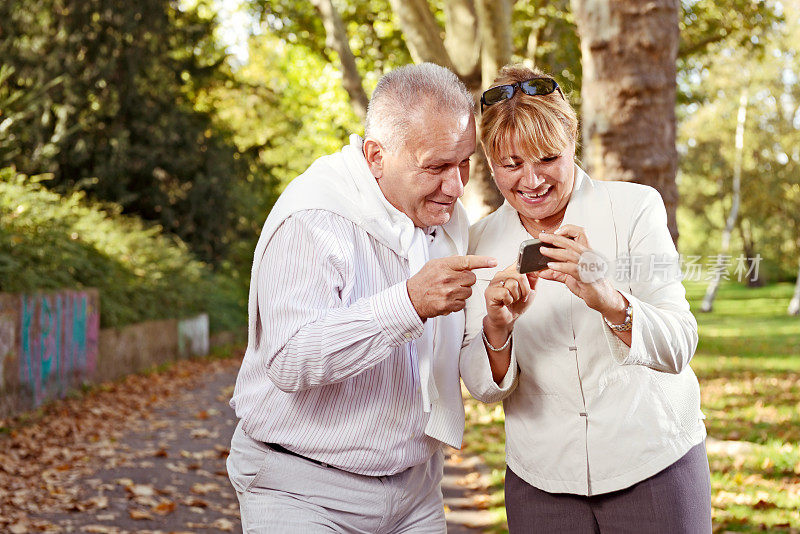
[537,224,627,316]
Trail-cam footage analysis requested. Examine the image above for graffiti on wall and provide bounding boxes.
[0,309,16,391]
[18,291,99,407]
[178,314,209,358]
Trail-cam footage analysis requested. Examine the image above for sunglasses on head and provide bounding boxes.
[480,77,562,111]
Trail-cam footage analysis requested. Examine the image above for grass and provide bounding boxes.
[462,281,800,533]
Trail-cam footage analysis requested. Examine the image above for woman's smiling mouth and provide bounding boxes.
[518,186,551,201]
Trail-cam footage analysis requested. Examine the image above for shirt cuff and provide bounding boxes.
[495,341,518,391]
[369,281,425,347]
[602,290,646,365]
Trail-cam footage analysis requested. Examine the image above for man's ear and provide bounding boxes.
[363,138,384,179]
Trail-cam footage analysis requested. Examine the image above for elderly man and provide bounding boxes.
[227,63,496,533]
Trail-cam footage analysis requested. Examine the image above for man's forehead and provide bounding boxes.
[410,113,475,160]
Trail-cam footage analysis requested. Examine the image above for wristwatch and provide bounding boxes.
[604,304,633,332]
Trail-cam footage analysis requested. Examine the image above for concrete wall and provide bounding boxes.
[0,289,212,418]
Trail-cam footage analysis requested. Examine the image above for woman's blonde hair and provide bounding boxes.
[480,65,578,165]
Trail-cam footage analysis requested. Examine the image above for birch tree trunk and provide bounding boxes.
[789,249,800,316]
[572,0,681,243]
[701,91,748,313]
[310,0,368,121]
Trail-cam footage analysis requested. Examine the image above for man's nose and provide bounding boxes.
[441,165,466,198]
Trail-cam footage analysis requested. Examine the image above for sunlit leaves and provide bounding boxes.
[677,2,800,280]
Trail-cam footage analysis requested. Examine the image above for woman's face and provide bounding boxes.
[490,139,576,230]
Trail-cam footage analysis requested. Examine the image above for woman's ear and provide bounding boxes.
[363,139,384,178]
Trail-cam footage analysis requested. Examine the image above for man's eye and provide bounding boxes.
[541,154,560,162]
[503,162,520,169]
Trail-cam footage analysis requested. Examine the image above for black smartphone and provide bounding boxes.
[517,238,549,274]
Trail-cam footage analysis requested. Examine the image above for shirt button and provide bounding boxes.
[404,332,413,340]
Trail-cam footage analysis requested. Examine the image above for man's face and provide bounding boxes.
[370,111,476,228]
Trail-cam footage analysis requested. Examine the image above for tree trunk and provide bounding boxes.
[525,24,540,67]
[701,90,747,312]
[387,0,454,69]
[310,0,369,121]
[443,0,481,83]
[737,218,763,287]
[387,0,507,219]
[572,0,681,243]
[475,0,513,88]
[789,256,800,316]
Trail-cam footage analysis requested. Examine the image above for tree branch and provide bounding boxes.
[310,0,368,121]
[387,0,454,69]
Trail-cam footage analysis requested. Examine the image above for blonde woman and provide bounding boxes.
[459,65,711,533]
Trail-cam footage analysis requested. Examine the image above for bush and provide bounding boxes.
[0,167,245,331]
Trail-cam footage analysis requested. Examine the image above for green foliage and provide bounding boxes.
[0,167,245,331]
[251,0,412,78]
[201,30,361,205]
[0,0,259,264]
[679,0,780,60]
[463,281,800,533]
[512,0,581,89]
[677,1,800,281]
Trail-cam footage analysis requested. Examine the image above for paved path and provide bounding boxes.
[2,353,495,533]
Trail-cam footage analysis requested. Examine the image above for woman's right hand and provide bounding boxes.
[483,263,538,341]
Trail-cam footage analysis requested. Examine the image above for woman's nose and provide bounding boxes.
[521,165,544,188]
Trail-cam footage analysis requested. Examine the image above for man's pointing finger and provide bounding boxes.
[448,255,498,271]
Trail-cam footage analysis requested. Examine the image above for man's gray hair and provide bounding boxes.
[364,63,475,151]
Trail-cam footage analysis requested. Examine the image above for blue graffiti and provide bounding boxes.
[19,292,98,407]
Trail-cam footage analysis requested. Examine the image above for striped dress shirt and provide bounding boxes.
[230,209,443,476]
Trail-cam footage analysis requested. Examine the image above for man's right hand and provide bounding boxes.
[407,255,498,319]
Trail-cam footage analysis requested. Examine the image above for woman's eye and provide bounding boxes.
[541,154,560,163]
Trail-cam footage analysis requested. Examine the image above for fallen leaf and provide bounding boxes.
[154,500,176,515]
[83,495,109,510]
[190,428,211,439]
[471,494,491,509]
[127,484,156,498]
[753,499,777,510]
[190,482,220,495]
[129,508,154,520]
[184,497,209,508]
[212,518,235,531]
[84,525,118,533]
